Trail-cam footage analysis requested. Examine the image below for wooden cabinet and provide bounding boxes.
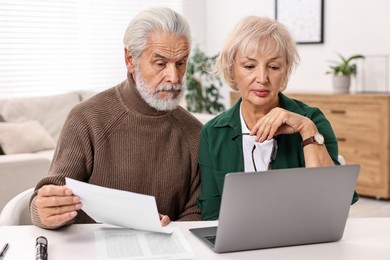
[230,92,390,199]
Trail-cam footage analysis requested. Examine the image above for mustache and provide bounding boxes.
[155,84,183,92]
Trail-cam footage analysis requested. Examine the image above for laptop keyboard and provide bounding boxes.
[205,235,216,245]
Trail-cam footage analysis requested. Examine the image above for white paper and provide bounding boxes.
[94,228,195,260]
[65,178,173,234]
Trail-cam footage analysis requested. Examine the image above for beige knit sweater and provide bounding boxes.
[30,75,202,229]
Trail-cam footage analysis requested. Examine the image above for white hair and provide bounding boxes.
[123,7,191,60]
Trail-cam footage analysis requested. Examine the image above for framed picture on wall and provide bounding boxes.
[275,0,324,44]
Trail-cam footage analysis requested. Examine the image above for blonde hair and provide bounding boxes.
[215,16,299,91]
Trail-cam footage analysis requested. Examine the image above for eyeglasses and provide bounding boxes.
[232,133,278,171]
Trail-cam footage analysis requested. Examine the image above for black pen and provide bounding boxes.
[0,243,9,259]
[35,236,48,260]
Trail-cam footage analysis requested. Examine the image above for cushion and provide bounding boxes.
[0,121,56,154]
[0,92,81,142]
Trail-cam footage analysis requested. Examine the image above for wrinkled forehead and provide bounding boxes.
[237,36,286,60]
[143,32,190,58]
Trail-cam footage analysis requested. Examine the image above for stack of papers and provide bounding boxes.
[66,178,196,259]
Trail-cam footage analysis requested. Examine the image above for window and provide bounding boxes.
[0,0,182,97]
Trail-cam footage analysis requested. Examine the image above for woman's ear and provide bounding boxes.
[124,49,136,73]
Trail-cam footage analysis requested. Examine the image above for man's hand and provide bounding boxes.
[159,213,171,226]
[35,185,82,228]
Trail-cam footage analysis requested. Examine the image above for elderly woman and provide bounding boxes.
[197,16,359,220]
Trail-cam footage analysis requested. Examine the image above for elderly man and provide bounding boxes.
[30,7,202,229]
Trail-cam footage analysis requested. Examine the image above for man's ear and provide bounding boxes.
[124,49,136,73]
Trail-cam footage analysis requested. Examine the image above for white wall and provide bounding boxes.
[182,0,208,51]
[184,0,390,108]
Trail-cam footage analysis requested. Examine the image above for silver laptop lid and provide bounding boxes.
[214,165,360,253]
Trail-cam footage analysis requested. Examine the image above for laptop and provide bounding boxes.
[190,164,360,253]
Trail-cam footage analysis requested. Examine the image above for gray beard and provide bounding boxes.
[134,70,185,111]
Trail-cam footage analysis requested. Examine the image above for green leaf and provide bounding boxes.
[185,45,226,114]
[326,53,365,77]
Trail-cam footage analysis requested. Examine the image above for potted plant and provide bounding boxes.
[185,46,225,114]
[326,53,365,93]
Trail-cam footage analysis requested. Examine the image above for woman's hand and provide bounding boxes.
[250,107,316,142]
[250,107,334,167]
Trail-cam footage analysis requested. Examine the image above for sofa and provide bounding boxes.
[0,91,96,211]
[0,91,215,212]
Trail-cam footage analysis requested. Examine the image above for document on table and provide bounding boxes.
[95,228,195,260]
[65,178,173,234]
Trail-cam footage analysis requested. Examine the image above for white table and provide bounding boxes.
[1,218,390,259]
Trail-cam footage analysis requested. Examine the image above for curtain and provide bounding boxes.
[0,0,182,97]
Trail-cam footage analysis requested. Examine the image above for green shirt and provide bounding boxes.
[197,92,359,220]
